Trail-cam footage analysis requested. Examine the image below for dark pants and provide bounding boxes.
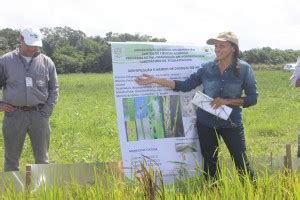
[196,121,254,180]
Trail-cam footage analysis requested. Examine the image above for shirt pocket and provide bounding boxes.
[223,80,242,98]
[34,73,48,91]
[202,80,220,98]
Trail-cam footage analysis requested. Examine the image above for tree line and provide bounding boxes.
[0,27,299,74]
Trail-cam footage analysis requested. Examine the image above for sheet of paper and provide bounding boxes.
[191,91,232,120]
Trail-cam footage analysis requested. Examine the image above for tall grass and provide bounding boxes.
[0,162,299,199]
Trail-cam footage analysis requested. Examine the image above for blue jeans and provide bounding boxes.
[196,121,254,180]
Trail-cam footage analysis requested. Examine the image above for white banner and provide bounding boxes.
[111,42,215,183]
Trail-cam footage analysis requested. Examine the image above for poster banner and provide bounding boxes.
[111,42,215,183]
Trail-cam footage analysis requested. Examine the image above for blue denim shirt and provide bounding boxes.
[174,60,258,128]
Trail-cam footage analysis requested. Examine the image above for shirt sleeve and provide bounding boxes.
[242,66,258,108]
[40,58,59,116]
[290,58,300,87]
[174,67,203,92]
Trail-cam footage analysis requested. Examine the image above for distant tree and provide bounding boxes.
[150,37,167,42]
[2,27,299,73]
[0,28,19,54]
[104,32,167,42]
[0,37,8,55]
[95,43,112,72]
[52,45,84,73]
[79,38,106,72]
[241,47,300,64]
[41,26,86,57]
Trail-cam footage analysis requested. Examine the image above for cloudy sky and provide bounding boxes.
[1,0,299,50]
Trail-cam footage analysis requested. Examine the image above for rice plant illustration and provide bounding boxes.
[162,96,172,137]
[139,104,146,138]
[162,95,183,137]
[147,96,165,139]
[172,96,180,135]
[135,97,148,139]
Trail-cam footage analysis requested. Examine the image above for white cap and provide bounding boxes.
[21,27,43,47]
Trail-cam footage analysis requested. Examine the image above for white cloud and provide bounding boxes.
[0,0,299,50]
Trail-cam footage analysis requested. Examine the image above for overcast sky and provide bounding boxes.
[1,0,299,50]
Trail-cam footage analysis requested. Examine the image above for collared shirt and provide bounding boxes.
[174,60,258,128]
[290,57,300,87]
[0,48,59,115]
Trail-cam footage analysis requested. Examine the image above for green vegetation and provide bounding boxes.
[0,74,120,169]
[0,162,299,199]
[244,71,300,156]
[0,71,300,198]
[0,71,299,169]
[1,27,299,74]
[0,27,167,73]
[241,47,300,65]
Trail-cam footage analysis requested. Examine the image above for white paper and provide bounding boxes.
[191,91,232,120]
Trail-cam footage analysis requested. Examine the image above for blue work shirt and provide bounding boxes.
[174,60,258,128]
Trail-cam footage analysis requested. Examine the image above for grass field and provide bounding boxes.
[0,70,300,171]
[0,70,300,198]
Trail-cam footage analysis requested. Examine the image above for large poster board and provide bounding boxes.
[111,42,215,183]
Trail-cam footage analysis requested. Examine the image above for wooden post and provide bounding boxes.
[297,133,300,158]
[286,144,292,171]
[25,165,31,190]
[270,152,273,169]
[117,161,124,180]
[284,155,287,169]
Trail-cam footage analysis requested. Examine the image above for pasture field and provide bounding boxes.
[0,70,299,199]
[0,71,300,171]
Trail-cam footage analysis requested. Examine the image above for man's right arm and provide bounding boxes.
[291,58,300,87]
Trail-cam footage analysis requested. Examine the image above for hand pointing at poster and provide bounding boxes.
[135,74,176,89]
[135,74,155,84]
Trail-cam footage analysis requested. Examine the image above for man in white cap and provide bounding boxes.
[0,27,59,171]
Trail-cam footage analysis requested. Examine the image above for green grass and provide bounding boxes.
[0,73,120,171]
[0,71,299,169]
[0,71,300,199]
[243,71,300,156]
[0,164,299,199]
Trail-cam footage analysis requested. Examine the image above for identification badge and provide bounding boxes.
[26,77,33,87]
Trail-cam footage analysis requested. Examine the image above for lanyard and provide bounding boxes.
[18,51,40,76]
[18,55,31,76]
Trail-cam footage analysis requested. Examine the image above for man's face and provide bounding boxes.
[20,40,40,57]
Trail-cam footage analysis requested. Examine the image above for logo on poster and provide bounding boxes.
[113,47,124,58]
